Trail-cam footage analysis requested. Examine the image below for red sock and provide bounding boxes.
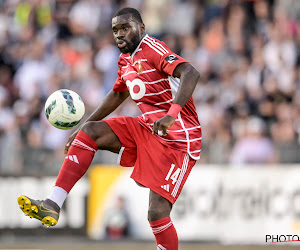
[55,130,98,193]
[149,217,178,250]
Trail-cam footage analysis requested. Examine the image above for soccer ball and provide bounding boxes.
[45,89,85,130]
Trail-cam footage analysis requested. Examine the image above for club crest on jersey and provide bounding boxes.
[137,59,143,73]
[164,55,178,64]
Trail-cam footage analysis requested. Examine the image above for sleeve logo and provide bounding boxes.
[164,55,178,64]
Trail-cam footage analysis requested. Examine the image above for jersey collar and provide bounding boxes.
[130,34,148,59]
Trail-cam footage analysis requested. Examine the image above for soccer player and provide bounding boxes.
[18,7,201,250]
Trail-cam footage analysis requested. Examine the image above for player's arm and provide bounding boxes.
[153,62,200,135]
[172,62,200,107]
[84,89,129,122]
[64,90,129,153]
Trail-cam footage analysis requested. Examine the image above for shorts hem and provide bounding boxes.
[130,176,176,204]
[117,146,125,165]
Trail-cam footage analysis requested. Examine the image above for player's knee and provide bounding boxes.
[81,121,102,141]
[148,206,170,222]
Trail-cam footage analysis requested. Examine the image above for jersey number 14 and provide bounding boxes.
[165,164,181,185]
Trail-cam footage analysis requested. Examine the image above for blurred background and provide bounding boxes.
[1,0,300,249]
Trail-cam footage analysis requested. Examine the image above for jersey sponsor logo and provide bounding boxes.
[164,54,178,64]
[65,155,79,164]
[126,79,146,100]
[161,184,170,192]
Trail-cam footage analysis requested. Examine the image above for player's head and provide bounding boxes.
[112,7,145,54]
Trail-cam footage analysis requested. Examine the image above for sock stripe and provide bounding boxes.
[72,139,97,152]
[157,244,167,250]
[152,221,173,234]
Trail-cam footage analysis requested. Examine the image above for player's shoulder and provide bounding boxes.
[117,53,130,67]
[141,34,170,56]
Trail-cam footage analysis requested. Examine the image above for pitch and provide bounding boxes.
[1,240,299,250]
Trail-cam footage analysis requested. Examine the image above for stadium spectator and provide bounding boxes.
[230,116,276,165]
[0,0,300,176]
[104,196,130,240]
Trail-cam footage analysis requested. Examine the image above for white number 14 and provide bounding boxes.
[165,164,181,185]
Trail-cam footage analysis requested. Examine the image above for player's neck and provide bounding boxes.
[129,33,146,56]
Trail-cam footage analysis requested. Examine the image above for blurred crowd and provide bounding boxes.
[0,0,300,175]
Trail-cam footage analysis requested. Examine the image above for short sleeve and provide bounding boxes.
[142,37,188,76]
[113,57,128,92]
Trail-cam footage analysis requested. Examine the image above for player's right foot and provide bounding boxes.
[17,195,60,227]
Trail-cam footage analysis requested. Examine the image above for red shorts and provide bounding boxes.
[104,116,196,204]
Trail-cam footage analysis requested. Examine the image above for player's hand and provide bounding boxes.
[64,130,79,154]
[153,115,176,136]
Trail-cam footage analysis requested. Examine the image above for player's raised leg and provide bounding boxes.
[18,121,122,227]
[54,120,122,193]
[148,190,178,250]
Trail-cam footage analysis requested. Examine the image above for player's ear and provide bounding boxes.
[139,23,145,35]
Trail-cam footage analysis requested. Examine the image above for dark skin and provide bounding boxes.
[64,13,200,222]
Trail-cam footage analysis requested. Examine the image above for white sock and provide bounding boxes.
[48,186,68,208]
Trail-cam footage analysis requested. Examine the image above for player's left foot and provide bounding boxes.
[17,195,60,227]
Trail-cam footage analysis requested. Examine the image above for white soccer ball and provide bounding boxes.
[45,89,85,130]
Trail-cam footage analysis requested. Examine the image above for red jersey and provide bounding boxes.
[113,34,201,160]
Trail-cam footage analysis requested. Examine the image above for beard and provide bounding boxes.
[118,32,141,54]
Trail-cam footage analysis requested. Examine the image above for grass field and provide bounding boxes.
[1,237,300,250]
[1,244,300,250]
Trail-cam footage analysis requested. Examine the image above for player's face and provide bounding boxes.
[112,14,145,54]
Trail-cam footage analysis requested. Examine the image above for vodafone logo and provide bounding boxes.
[126,79,146,100]
[133,85,140,94]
